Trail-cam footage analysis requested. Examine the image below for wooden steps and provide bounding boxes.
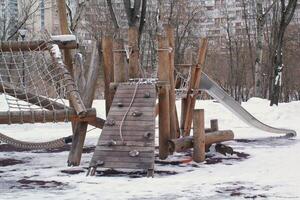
[89,83,156,176]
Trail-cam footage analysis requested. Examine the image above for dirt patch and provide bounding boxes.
[205,151,250,165]
[61,169,85,175]
[0,158,26,167]
[95,169,178,178]
[10,179,66,190]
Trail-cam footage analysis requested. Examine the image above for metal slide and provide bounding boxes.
[199,72,297,136]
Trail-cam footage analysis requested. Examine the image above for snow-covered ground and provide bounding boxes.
[0,98,300,200]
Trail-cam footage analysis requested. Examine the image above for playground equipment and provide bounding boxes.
[0,1,296,177]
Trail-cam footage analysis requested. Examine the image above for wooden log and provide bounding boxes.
[0,40,78,52]
[68,42,101,166]
[165,24,180,139]
[101,36,114,116]
[193,109,205,162]
[128,26,140,78]
[210,119,219,132]
[158,84,170,160]
[0,109,96,125]
[168,130,234,154]
[183,38,208,136]
[113,39,128,83]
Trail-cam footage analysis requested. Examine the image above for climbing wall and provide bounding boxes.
[89,83,156,176]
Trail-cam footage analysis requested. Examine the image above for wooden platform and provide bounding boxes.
[89,83,156,176]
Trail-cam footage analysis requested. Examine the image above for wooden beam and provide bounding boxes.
[101,36,114,116]
[168,130,234,154]
[0,40,78,52]
[0,109,96,125]
[193,109,205,162]
[183,38,208,136]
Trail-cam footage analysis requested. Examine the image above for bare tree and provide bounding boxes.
[270,0,298,106]
[0,0,40,41]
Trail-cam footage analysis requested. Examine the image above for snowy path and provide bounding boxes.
[0,99,299,200]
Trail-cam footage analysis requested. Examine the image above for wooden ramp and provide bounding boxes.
[88,83,156,176]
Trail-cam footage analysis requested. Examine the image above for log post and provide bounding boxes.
[193,109,205,162]
[56,0,73,75]
[128,26,140,78]
[157,35,171,159]
[210,119,219,132]
[158,84,170,160]
[113,39,128,83]
[165,25,180,139]
[183,38,208,136]
[102,36,114,116]
[168,130,234,154]
[68,42,101,166]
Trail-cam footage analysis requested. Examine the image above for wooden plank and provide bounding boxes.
[97,140,154,147]
[95,156,154,164]
[100,130,155,136]
[101,162,154,170]
[95,145,154,152]
[92,151,154,159]
[104,120,154,127]
[115,89,156,95]
[108,106,155,113]
[103,125,154,131]
[111,98,157,104]
[113,92,157,99]
[118,84,156,90]
[113,39,128,83]
[111,102,156,108]
[107,115,155,121]
[99,135,154,142]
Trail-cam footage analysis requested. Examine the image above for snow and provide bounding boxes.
[51,35,77,42]
[1,98,300,199]
[50,44,62,59]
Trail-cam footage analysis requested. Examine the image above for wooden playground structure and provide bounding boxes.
[0,1,236,177]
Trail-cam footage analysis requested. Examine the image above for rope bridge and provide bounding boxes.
[0,36,96,149]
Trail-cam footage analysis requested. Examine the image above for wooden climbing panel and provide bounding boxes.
[89,83,156,176]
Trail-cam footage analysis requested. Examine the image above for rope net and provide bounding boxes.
[0,40,73,122]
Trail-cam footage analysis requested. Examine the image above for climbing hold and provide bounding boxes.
[144,132,152,139]
[129,150,140,157]
[132,110,143,117]
[117,102,124,107]
[96,160,105,166]
[107,140,117,146]
[144,92,151,98]
[105,119,115,126]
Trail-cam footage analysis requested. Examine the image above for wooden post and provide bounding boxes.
[102,36,114,116]
[210,119,219,132]
[157,35,171,159]
[128,26,140,78]
[193,109,205,162]
[165,25,180,139]
[180,48,194,134]
[56,0,73,75]
[183,38,208,136]
[68,42,101,166]
[113,39,128,83]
